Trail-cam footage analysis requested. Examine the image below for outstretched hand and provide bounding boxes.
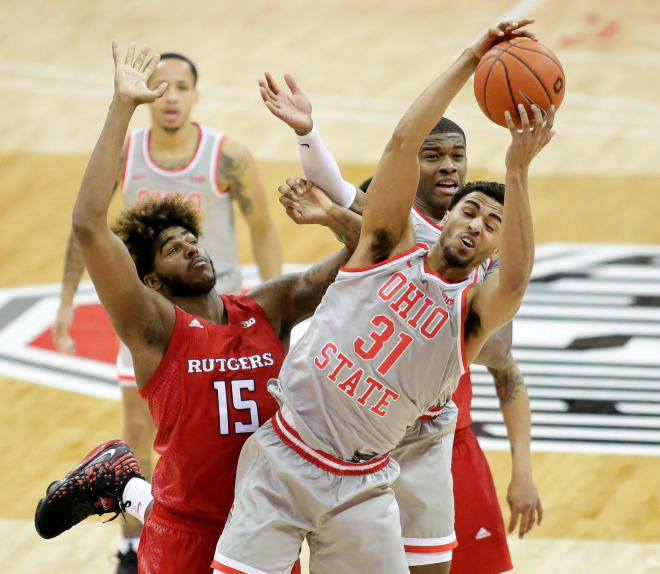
[111,40,167,105]
[505,104,555,169]
[278,177,334,226]
[468,19,536,61]
[259,73,313,135]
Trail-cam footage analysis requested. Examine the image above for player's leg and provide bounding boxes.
[450,427,512,574]
[34,440,144,538]
[307,479,409,574]
[213,420,309,574]
[139,510,221,574]
[392,402,458,574]
[117,342,156,571]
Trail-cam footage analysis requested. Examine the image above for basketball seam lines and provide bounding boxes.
[506,42,564,71]
[502,50,552,105]
[482,57,499,122]
[501,60,518,123]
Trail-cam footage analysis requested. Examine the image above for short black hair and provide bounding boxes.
[112,195,203,280]
[359,177,372,192]
[447,181,505,211]
[160,52,198,86]
[429,117,466,145]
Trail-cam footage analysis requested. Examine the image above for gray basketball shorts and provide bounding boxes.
[213,410,409,574]
[115,269,242,387]
[391,400,458,567]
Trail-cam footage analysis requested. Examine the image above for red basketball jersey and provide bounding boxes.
[139,294,285,528]
[452,371,473,431]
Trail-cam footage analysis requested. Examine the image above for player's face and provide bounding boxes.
[416,133,467,215]
[148,59,198,132]
[439,192,502,269]
[149,226,216,297]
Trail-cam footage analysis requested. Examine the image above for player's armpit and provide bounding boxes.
[472,320,513,370]
[248,248,350,339]
[463,276,525,363]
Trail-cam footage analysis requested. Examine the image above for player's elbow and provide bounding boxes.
[71,207,100,244]
[386,123,420,156]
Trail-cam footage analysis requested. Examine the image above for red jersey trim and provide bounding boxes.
[404,540,458,553]
[271,410,390,476]
[458,275,479,374]
[212,555,269,574]
[120,132,131,193]
[412,204,444,232]
[340,243,428,274]
[144,123,203,174]
[211,134,229,196]
[418,404,446,420]
[422,254,478,286]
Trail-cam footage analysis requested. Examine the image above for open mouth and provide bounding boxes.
[435,180,458,195]
[459,236,476,250]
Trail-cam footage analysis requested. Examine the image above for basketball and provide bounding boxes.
[473,37,565,128]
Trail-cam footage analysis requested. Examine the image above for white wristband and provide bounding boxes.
[296,126,357,208]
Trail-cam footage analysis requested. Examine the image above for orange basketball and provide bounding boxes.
[474,37,565,128]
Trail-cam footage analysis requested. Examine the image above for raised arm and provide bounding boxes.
[218,136,282,281]
[72,41,172,359]
[259,73,359,211]
[353,20,535,268]
[474,323,542,539]
[465,103,555,360]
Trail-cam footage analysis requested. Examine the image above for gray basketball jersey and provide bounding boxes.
[270,244,483,461]
[122,124,241,288]
[411,205,500,277]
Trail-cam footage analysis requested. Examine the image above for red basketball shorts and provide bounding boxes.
[450,426,513,574]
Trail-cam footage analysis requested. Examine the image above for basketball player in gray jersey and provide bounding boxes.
[262,74,541,571]
[51,52,281,572]
[213,19,554,574]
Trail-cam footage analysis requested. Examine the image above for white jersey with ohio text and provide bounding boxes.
[121,124,241,289]
[269,243,481,461]
[411,204,500,278]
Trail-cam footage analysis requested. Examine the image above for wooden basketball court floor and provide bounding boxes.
[1,0,659,572]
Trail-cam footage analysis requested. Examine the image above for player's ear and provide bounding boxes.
[491,246,500,258]
[440,211,450,226]
[144,273,161,291]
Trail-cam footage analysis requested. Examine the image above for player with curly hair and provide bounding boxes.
[34,41,349,574]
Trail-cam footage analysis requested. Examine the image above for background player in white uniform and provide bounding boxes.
[213,20,554,574]
[261,74,541,572]
[51,52,281,572]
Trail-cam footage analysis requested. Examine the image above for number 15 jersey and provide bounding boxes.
[270,243,482,462]
[139,295,285,528]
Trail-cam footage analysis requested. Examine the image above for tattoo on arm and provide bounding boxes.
[61,233,86,299]
[489,364,524,407]
[219,153,252,215]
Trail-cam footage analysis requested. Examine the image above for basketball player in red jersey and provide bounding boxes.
[35,41,348,574]
[51,51,282,570]
[262,70,542,573]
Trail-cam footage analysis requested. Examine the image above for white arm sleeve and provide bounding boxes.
[296,126,357,208]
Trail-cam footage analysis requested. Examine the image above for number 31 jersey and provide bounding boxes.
[270,243,481,462]
[139,295,285,528]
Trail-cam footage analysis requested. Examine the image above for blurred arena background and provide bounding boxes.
[1,0,659,572]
